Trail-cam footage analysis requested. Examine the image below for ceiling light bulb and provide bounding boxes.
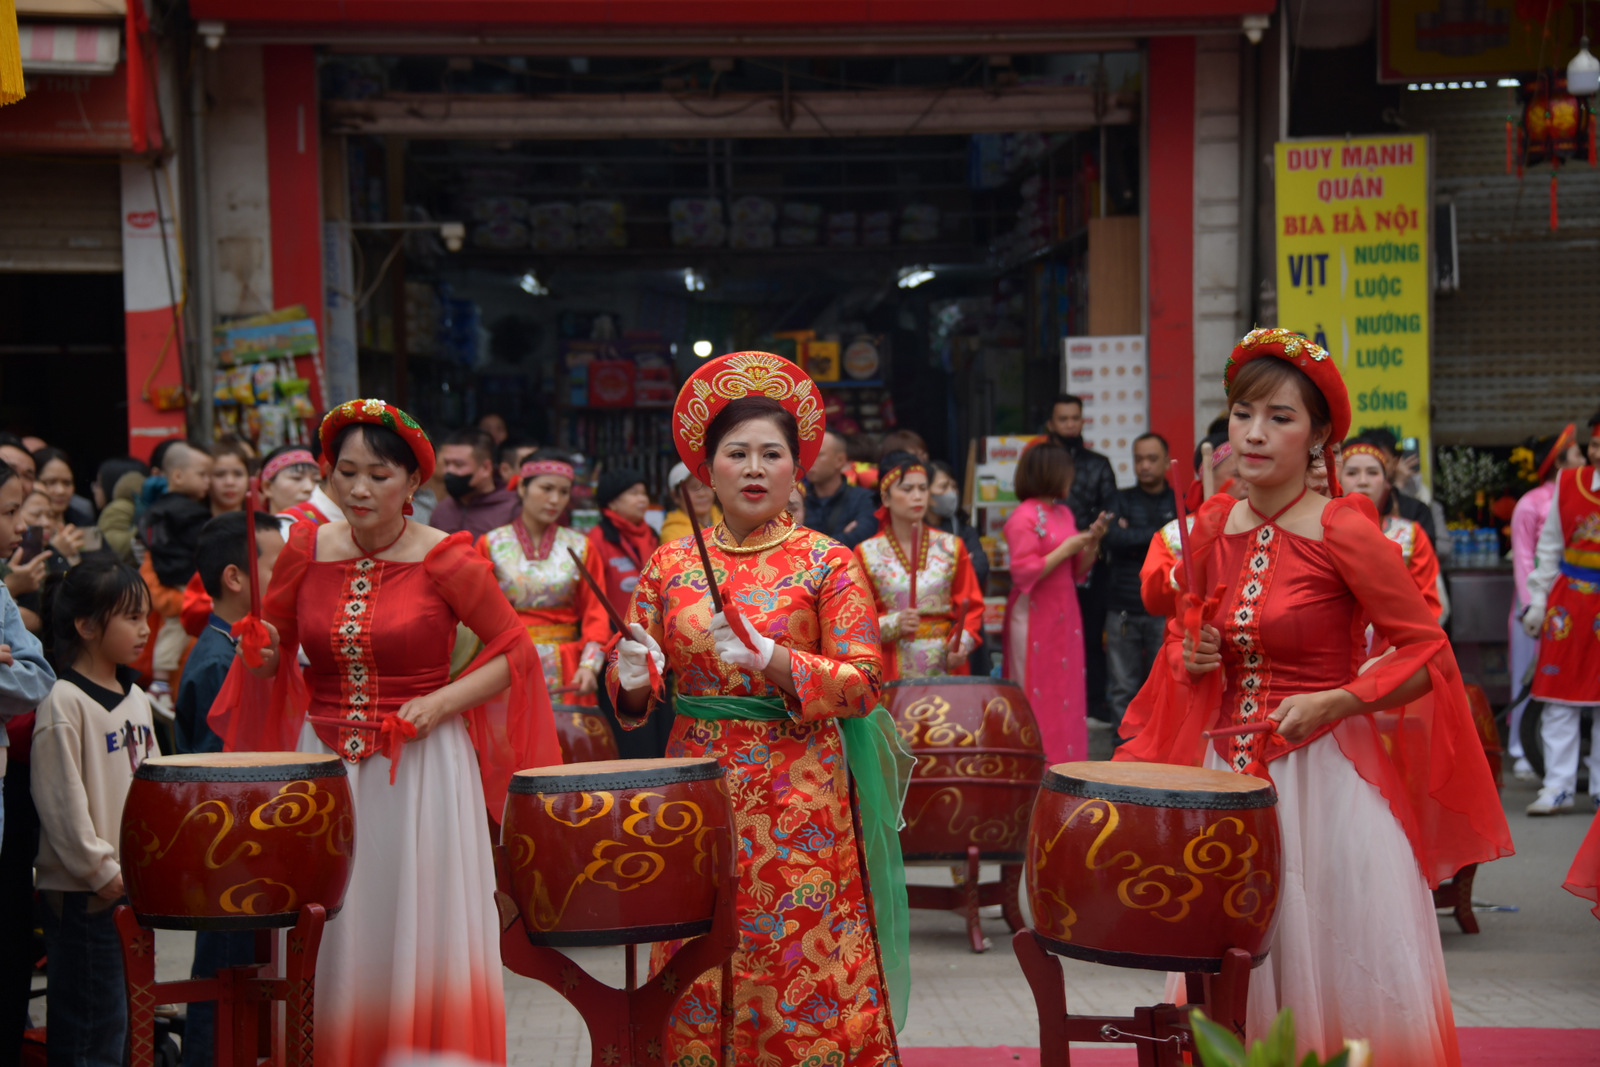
[693,340,714,358]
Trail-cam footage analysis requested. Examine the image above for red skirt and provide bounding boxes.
[1531,571,1600,704]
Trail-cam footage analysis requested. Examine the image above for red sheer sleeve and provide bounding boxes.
[206,522,313,754]
[1564,814,1600,920]
[1140,528,1179,617]
[424,531,561,820]
[1320,498,1514,887]
[1408,521,1443,619]
[1115,494,1247,769]
[950,539,986,641]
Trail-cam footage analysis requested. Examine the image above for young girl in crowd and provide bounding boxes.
[208,440,251,516]
[31,560,156,1067]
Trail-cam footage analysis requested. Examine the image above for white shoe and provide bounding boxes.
[1527,789,1575,815]
[1512,758,1539,782]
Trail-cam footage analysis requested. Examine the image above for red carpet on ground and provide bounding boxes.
[901,1029,1600,1066]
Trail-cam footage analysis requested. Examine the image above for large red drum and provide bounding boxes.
[120,753,355,930]
[1026,761,1282,972]
[887,676,1047,861]
[553,702,620,764]
[502,757,735,946]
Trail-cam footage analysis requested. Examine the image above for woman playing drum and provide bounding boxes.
[210,400,559,1067]
[1116,329,1512,1065]
[477,449,610,702]
[609,351,908,1067]
[854,451,984,681]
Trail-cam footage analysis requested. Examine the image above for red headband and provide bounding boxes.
[318,399,435,484]
[261,449,316,484]
[1340,442,1387,467]
[1209,441,1233,469]
[1538,423,1577,482]
[520,459,575,482]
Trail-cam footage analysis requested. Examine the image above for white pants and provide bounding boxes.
[1540,701,1598,796]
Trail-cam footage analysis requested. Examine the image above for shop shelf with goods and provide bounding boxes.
[210,306,324,451]
[557,337,679,504]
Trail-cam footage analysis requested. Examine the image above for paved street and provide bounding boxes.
[124,772,1596,1063]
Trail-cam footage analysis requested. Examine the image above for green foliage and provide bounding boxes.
[1434,446,1512,522]
[1189,1009,1353,1067]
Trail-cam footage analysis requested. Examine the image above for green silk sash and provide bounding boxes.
[675,693,913,1028]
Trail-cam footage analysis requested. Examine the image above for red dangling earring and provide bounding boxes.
[403,496,414,516]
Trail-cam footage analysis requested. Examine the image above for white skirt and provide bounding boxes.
[297,716,506,1066]
[1172,737,1459,1065]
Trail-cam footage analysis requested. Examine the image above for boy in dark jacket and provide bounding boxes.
[137,442,212,713]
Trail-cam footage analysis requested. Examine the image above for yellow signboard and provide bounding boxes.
[1274,135,1430,466]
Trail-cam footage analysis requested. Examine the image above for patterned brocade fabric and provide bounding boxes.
[855,526,983,681]
[608,511,899,1066]
[481,523,608,685]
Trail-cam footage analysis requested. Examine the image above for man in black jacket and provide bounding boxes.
[1103,433,1177,740]
[1046,394,1118,718]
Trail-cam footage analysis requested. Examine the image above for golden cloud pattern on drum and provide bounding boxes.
[1027,799,1279,941]
[220,877,299,916]
[512,789,713,933]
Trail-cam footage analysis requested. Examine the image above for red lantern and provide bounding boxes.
[1511,71,1595,229]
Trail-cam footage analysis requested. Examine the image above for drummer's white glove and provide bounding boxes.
[616,623,665,691]
[711,609,775,672]
[1521,599,1546,640]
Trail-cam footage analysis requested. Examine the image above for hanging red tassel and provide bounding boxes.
[1507,117,1516,173]
[1551,171,1560,230]
[1589,108,1596,165]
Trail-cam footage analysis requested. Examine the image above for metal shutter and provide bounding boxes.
[0,159,122,272]
[1401,88,1600,444]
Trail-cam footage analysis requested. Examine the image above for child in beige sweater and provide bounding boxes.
[31,559,156,1067]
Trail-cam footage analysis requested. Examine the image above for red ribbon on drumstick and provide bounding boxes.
[230,478,272,669]
[568,545,662,698]
[679,483,763,657]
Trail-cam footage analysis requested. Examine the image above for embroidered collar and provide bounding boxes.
[887,523,930,576]
[710,510,797,554]
[514,518,559,561]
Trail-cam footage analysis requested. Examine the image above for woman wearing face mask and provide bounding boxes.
[609,352,909,1063]
[1116,329,1511,1065]
[1339,437,1445,622]
[926,461,988,593]
[855,452,984,681]
[585,468,658,625]
[477,450,609,702]
[210,400,558,1067]
[659,462,722,541]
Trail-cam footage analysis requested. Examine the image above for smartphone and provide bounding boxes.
[1400,436,1420,456]
[17,525,44,563]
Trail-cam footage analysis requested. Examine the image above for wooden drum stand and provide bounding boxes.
[1012,933,1250,1067]
[906,846,1026,954]
[497,758,741,1067]
[495,877,738,1067]
[115,904,327,1067]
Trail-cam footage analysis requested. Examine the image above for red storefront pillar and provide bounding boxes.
[1146,35,1196,480]
[262,44,326,410]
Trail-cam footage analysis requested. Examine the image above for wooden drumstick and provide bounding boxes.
[679,482,725,614]
[1203,721,1277,740]
[245,478,262,618]
[566,546,631,633]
